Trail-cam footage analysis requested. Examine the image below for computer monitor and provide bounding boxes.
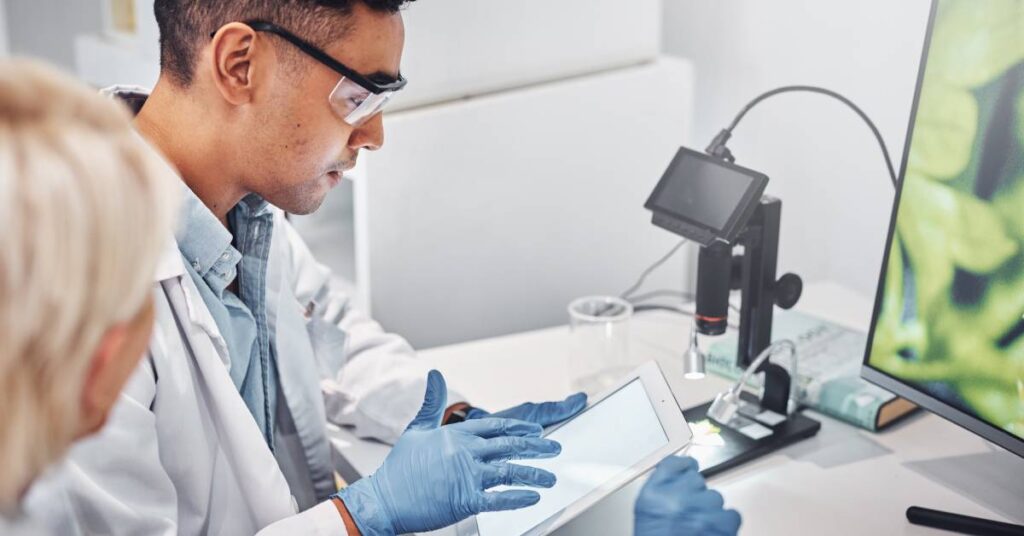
[862,0,1024,460]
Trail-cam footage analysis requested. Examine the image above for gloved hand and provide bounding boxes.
[337,370,562,536]
[467,392,588,428]
[634,456,742,536]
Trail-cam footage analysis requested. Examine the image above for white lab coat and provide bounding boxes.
[24,201,454,534]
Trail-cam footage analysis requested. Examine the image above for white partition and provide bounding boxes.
[0,0,8,57]
[350,57,694,349]
[74,0,661,108]
[74,0,160,88]
[392,0,662,111]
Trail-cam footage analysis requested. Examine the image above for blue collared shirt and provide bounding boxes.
[177,187,278,447]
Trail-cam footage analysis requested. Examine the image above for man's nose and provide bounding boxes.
[348,113,384,152]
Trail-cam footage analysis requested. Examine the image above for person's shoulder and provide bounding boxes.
[0,516,50,536]
[16,462,80,536]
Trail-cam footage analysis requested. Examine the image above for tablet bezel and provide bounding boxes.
[466,360,692,536]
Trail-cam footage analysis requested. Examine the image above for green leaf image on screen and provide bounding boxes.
[867,0,1024,439]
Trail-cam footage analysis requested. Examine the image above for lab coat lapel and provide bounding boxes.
[153,234,186,282]
[266,215,337,502]
[153,235,233,369]
[164,270,298,524]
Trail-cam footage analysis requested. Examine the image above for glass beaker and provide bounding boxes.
[568,296,635,395]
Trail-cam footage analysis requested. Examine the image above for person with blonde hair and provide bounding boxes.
[0,58,178,529]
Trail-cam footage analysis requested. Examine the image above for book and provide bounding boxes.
[705,309,917,432]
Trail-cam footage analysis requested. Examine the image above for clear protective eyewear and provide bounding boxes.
[241,21,407,126]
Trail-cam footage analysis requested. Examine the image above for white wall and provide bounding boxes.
[358,59,694,349]
[662,0,933,302]
[6,0,103,70]
[392,0,662,111]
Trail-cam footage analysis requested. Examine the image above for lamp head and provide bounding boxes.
[683,326,706,380]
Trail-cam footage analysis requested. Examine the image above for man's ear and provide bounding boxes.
[208,22,264,106]
[79,325,129,436]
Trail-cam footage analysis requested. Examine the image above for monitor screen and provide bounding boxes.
[474,379,668,536]
[646,150,759,232]
[863,0,1024,456]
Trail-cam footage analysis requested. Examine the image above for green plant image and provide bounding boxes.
[868,0,1024,438]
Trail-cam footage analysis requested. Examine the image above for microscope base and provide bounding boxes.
[682,396,821,478]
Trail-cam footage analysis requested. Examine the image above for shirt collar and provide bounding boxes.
[101,85,150,116]
[235,192,273,219]
[175,183,242,297]
[103,85,275,290]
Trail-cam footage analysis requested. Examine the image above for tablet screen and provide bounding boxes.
[475,379,669,536]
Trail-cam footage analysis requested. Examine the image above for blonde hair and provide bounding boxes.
[0,59,178,507]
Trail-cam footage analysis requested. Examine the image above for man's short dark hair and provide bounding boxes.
[154,0,415,87]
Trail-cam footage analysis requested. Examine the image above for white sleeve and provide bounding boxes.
[256,501,350,536]
[23,356,179,535]
[282,216,466,444]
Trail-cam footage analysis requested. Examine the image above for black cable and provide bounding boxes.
[619,239,690,300]
[629,289,695,303]
[634,303,740,329]
[634,304,694,317]
[627,289,740,313]
[617,87,896,318]
[708,85,899,189]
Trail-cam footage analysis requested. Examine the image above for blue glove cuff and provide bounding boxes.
[465,408,489,420]
[335,477,396,536]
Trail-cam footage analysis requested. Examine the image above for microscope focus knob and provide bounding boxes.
[774,273,803,310]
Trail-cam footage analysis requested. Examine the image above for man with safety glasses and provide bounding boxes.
[27,1,739,535]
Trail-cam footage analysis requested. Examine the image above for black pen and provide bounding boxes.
[907,506,1024,536]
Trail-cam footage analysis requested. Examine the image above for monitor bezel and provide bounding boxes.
[860,0,1024,459]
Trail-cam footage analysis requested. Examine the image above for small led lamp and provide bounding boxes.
[682,325,706,380]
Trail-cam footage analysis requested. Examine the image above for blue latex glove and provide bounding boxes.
[337,370,562,536]
[466,392,588,427]
[634,456,742,536]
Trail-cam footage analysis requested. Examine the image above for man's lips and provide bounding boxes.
[325,164,354,185]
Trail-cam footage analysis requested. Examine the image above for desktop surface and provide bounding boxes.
[329,283,1023,535]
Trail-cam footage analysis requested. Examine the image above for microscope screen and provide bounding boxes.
[649,153,755,231]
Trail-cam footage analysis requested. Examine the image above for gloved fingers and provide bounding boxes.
[687,488,726,511]
[448,417,543,439]
[648,455,700,485]
[481,463,557,489]
[492,393,588,427]
[473,436,562,462]
[674,466,709,493]
[478,490,542,513]
[405,370,448,431]
[703,508,743,535]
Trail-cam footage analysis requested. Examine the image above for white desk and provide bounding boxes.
[329,283,1024,535]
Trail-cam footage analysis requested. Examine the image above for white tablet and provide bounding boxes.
[463,360,692,536]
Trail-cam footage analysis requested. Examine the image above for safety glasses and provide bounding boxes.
[241,20,407,126]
